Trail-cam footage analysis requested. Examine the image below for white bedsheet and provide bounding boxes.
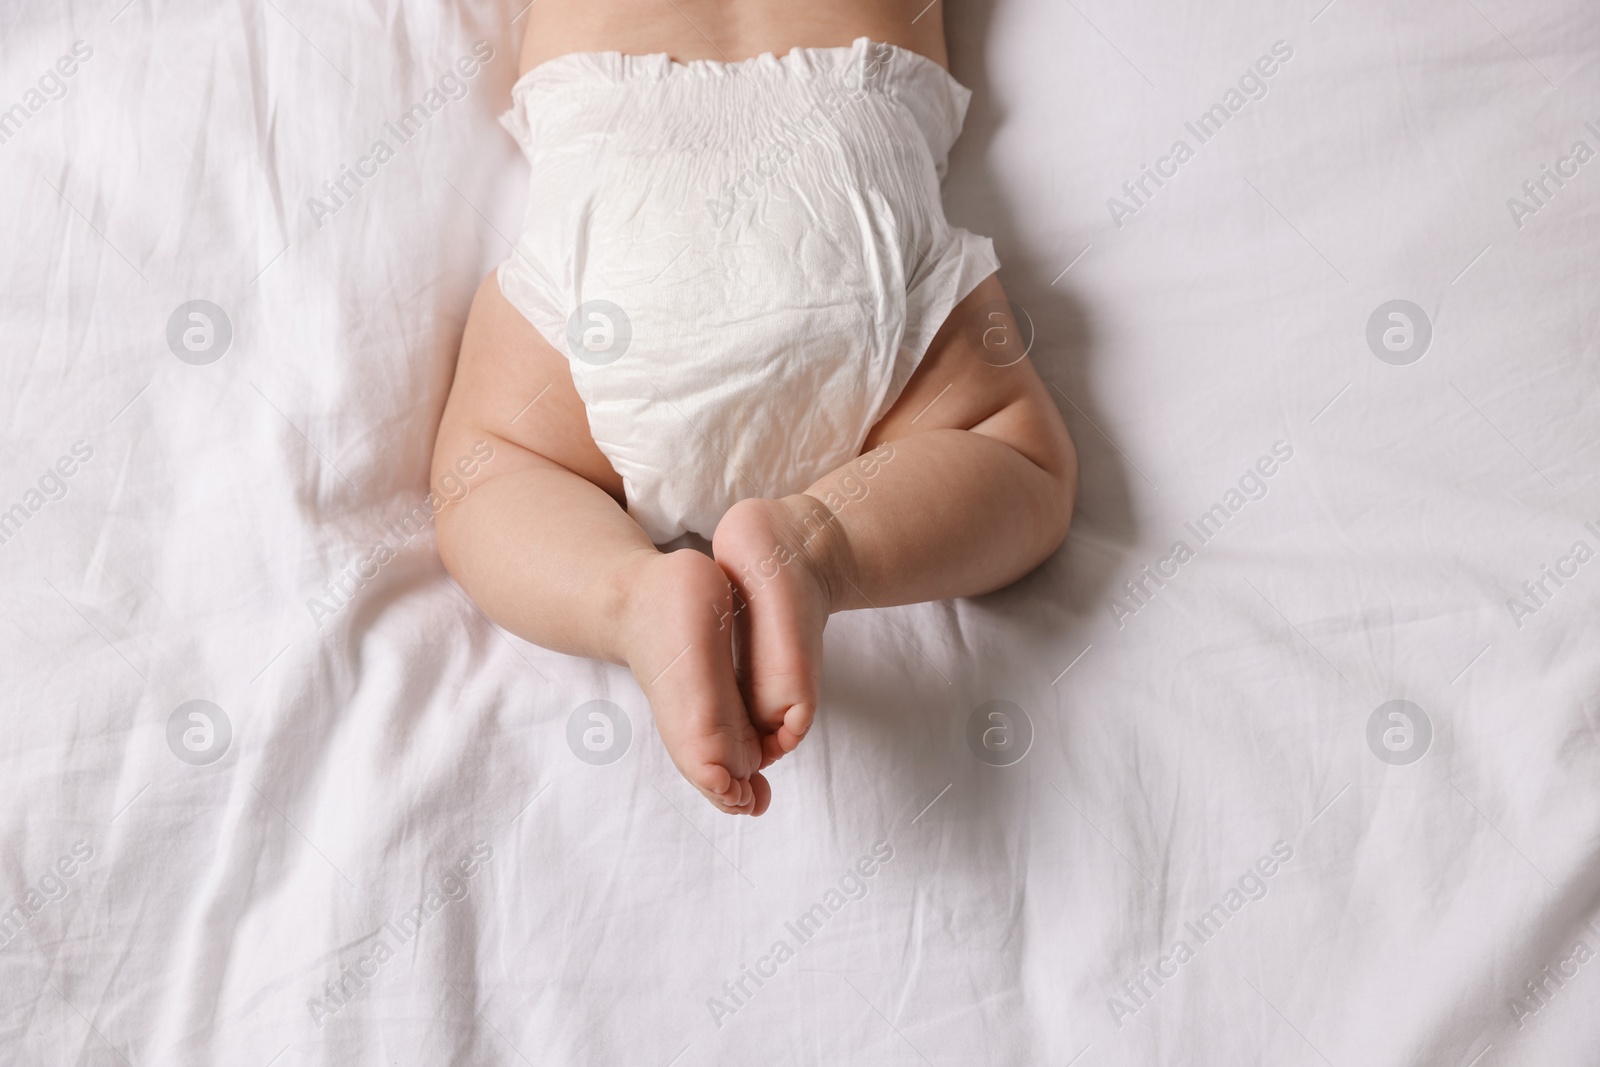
[3,1,1598,1064]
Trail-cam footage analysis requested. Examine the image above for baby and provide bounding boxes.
[432,0,1077,815]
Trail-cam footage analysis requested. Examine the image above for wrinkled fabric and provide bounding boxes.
[497,37,998,541]
[6,2,1600,1064]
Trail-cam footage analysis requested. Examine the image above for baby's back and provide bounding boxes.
[518,0,948,75]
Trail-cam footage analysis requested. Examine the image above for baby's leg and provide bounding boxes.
[433,276,769,815]
[711,274,1078,753]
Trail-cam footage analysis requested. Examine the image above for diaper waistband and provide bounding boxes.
[511,36,943,89]
[501,36,974,177]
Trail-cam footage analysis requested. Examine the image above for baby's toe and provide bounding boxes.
[748,772,771,816]
[696,762,733,798]
[707,775,755,815]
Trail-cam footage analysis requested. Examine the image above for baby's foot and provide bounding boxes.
[620,549,769,815]
[711,495,844,765]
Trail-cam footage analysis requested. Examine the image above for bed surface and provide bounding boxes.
[3,0,1598,1063]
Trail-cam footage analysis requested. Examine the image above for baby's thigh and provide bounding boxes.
[437,273,624,502]
[864,273,1058,460]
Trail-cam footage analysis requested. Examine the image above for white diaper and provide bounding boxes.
[497,37,999,543]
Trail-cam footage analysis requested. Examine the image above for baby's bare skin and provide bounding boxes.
[433,2,1077,815]
[516,0,950,76]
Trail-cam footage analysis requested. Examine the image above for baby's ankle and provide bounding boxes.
[606,546,672,666]
[776,494,857,616]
